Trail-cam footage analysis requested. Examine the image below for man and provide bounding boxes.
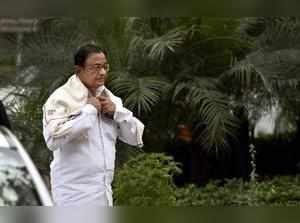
[42,44,144,206]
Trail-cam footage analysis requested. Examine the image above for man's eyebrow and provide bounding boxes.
[94,62,108,65]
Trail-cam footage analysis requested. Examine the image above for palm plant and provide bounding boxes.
[227,17,300,138]
[219,17,300,180]
[19,17,246,157]
[106,17,252,156]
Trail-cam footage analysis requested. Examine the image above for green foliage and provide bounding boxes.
[13,17,255,157]
[19,18,97,87]
[113,17,250,154]
[8,85,52,178]
[114,153,300,206]
[7,17,300,188]
[169,75,239,154]
[108,73,169,117]
[175,176,300,206]
[231,17,300,133]
[113,153,182,206]
[0,57,15,66]
[6,17,300,158]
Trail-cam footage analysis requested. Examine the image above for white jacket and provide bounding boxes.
[42,75,144,206]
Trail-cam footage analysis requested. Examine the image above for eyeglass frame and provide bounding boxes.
[84,63,110,73]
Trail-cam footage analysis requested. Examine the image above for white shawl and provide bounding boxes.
[43,74,143,146]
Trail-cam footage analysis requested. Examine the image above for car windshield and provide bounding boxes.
[0,147,42,206]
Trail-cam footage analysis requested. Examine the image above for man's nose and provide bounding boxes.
[98,67,106,75]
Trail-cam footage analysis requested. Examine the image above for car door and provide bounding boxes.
[0,126,53,206]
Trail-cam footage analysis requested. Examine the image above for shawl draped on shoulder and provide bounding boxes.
[43,74,114,138]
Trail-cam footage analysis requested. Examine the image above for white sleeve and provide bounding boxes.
[43,104,97,151]
[113,101,144,147]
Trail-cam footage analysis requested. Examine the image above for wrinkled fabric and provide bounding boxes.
[43,75,113,139]
[42,75,144,206]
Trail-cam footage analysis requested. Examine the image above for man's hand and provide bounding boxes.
[97,96,116,116]
[87,96,102,112]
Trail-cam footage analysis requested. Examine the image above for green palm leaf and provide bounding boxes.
[108,73,168,116]
[143,27,187,61]
[220,58,271,93]
[193,91,239,154]
[170,76,239,154]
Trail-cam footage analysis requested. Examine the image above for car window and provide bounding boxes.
[0,148,42,206]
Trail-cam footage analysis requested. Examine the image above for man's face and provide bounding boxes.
[77,52,109,90]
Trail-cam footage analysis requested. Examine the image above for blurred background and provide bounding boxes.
[1,17,300,206]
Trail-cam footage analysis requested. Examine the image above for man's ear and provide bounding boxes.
[75,65,83,75]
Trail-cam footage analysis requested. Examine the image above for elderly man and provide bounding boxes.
[42,44,144,206]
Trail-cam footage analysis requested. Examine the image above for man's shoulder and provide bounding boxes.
[44,84,69,106]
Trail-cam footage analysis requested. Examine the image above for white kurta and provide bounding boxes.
[43,82,144,206]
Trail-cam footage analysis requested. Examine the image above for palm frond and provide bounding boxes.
[237,17,266,38]
[220,57,272,94]
[143,27,187,61]
[170,76,239,154]
[191,90,239,154]
[108,73,169,117]
[20,18,92,86]
[170,75,218,102]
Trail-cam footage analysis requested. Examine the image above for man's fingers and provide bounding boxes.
[102,105,110,111]
[102,104,113,112]
[97,96,107,101]
[100,98,113,106]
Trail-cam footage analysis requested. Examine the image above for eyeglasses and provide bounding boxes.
[85,63,110,73]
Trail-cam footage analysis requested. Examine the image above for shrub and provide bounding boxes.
[175,176,300,206]
[113,153,181,206]
[114,153,300,206]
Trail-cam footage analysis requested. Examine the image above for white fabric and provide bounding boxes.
[42,74,144,206]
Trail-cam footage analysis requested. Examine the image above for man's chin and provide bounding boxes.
[96,82,105,87]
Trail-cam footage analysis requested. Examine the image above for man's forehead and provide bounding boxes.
[86,53,107,64]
